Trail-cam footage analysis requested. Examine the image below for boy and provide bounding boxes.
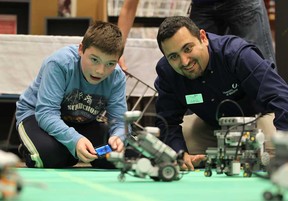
[16,21,127,168]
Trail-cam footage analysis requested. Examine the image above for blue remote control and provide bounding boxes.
[95,145,112,157]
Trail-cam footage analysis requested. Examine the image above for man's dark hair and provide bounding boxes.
[157,16,201,53]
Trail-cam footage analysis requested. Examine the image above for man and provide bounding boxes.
[16,21,127,168]
[154,16,288,170]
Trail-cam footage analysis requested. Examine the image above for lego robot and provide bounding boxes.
[204,116,270,177]
[0,150,22,200]
[106,111,184,182]
[263,131,288,201]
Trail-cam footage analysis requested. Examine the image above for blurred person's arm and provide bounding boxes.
[117,0,139,70]
[118,0,139,44]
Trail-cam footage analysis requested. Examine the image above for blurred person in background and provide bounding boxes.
[117,0,275,69]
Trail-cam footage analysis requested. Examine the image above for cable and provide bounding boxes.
[232,114,262,160]
[215,99,244,122]
[215,99,263,161]
[135,112,170,143]
[252,171,270,180]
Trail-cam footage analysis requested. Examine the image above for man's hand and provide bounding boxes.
[108,136,124,152]
[76,137,97,163]
[118,56,128,71]
[181,152,207,171]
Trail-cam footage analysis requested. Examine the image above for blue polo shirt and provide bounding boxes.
[154,32,288,152]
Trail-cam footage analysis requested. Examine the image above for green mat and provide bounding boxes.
[16,168,275,201]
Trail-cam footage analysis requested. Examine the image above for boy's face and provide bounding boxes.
[161,27,209,80]
[78,44,119,85]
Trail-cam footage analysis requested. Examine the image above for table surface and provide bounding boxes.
[15,168,277,201]
[0,35,160,96]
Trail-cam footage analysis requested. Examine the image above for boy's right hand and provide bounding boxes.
[76,137,98,163]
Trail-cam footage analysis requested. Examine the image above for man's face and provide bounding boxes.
[161,27,209,80]
[78,44,119,85]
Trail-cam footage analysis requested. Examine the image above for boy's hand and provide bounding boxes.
[76,137,97,163]
[108,136,124,152]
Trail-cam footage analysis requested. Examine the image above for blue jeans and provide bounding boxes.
[189,0,276,65]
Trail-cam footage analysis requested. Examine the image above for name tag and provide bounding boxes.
[185,93,203,104]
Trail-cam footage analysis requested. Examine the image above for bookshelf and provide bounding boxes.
[0,0,30,34]
[107,0,190,38]
[107,0,190,18]
[45,17,92,36]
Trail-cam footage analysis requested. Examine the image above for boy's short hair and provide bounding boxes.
[81,21,124,58]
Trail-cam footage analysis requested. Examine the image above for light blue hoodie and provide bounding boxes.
[16,45,127,157]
